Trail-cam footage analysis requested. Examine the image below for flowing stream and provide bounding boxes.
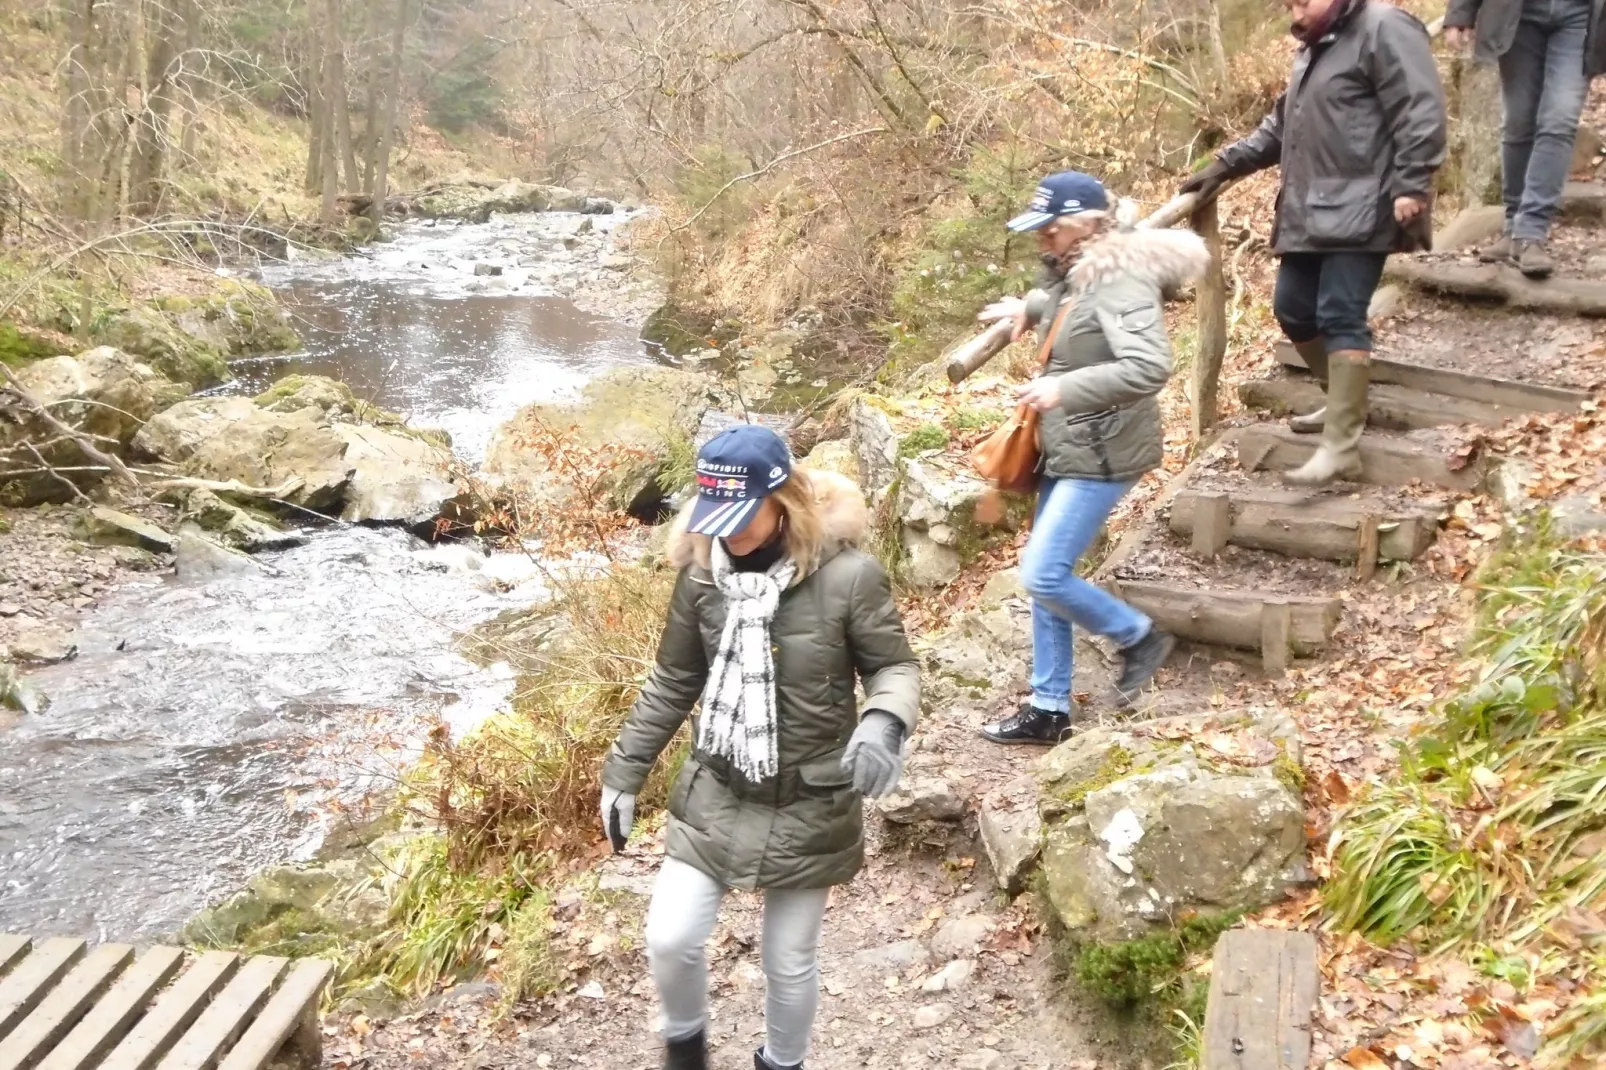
[0,210,652,941]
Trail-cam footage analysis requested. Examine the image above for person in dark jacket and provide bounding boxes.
[599,424,920,1070]
[1180,0,1447,487]
[974,171,1209,744]
[1446,0,1606,278]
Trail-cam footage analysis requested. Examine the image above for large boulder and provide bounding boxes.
[133,396,353,512]
[1035,709,1309,943]
[96,306,231,388]
[483,365,714,513]
[333,423,457,525]
[0,347,187,505]
[154,281,301,357]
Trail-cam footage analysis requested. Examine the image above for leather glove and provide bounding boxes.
[600,786,636,853]
[841,711,907,798]
[1179,158,1233,204]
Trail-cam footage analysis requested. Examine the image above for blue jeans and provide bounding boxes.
[1499,0,1592,240]
[1022,476,1152,712]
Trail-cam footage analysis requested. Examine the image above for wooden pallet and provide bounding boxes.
[0,935,330,1070]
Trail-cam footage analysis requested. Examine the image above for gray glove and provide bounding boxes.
[600,786,636,853]
[842,711,907,798]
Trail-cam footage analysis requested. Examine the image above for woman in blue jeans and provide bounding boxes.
[975,171,1210,744]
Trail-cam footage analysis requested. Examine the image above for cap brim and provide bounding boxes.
[686,496,762,538]
[1006,211,1055,232]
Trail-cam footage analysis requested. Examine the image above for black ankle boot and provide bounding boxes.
[666,1031,707,1070]
[1116,628,1175,700]
[981,702,1073,745]
[754,1047,802,1070]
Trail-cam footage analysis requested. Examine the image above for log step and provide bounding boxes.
[1105,579,1342,669]
[1239,377,1517,431]
[1237,424,1484,491]
[1170,486,1439,565]
[1384,255,1606,316]
[1561,180,1606,223]
[1275,341,1589,413]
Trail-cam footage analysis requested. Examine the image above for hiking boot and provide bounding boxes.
[666,1031,708,1070]
[1115,628,1176,700]
[1513,239,1554,279]
[1285,351,1369,486]
[755,1048,803,1070]
[1478,234,1514,264]
[1288,338,1328,434]
[981,702,1073,745]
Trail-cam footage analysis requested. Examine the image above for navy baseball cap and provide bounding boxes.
[686,424,793,538]
[1007,171,1111,232]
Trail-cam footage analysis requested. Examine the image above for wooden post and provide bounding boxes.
[1191,197,1228,441]
[1203,929,1319,1070]
[1355,513,1380,581]
[1260,600,1291,676]
[1192,492,1231,558]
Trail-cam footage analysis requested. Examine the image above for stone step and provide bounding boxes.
[1274,341,1587,413]
[1104,579,1342,671]
[1239,377,1517,431]
[1562,180,1606,223]
[1169,485,1440,566]
[1237,423,1484,491]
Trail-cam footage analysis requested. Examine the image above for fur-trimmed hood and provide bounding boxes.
[665,467,868,578]
[1067,200,1212,293]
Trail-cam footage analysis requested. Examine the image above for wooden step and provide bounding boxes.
[1202,929,1319,1070]
[1105,579,1342,670]
[1385,255,1606,316]
[1237,424,1484,491]
[1170,486,1439,565]
[1239,377,1517,431]
[1275,341,1589,413]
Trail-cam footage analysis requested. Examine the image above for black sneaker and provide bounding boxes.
[755,1048,802,1070]
[1115,628,1176,700]
[666,1031,708,1070]
[981,702,1073,745]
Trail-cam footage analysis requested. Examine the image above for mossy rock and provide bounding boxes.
[95,306,231,389]
[254,373,451,448]
[0,322,78,367]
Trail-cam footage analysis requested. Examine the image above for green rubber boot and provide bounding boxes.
[1285,351,1368,486]
[1289,338,1329,434]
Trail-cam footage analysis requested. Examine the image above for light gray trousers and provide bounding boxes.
[645,857,829,1068]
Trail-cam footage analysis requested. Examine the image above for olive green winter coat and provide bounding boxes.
[1022,222,1211,483]
[601,470,921,890]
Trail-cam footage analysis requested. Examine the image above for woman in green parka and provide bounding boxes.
[599,423,921,1070]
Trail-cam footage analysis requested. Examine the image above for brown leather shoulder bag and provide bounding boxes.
[968,300,1070,494]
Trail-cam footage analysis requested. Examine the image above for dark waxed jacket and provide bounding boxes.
[1020,224,1210,482]
[1445,0,1606,77]
[1216,0,1448,253]
[601,470,920,891]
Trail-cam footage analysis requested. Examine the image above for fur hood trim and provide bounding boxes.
[1068,200,1212,292]
[665,467,868,578]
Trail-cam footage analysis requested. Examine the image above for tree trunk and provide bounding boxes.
[179,0,202,160]
[369,0,409,224]
[328,0,360,191]
[131,0,182,215]
[114,0,149,221]
[360,0,382,194]
[1445,55,1503,209]
[62,0,93,217]
[305,0,326,197]
[320,0,341,224]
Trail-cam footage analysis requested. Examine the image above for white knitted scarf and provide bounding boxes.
[697,539,798,782]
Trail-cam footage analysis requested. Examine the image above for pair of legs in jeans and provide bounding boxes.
[1023,476,1150,712]
[1495,0,1593,270]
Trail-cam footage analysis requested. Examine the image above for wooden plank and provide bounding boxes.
[1275,340,1587,412]
[1108,581,1341,655]
[36,947,186,1070]
[1260,601,1291,675]
[99,952,240,1070]
[1355,514,1380,582]
[0,937,31,981]
[1239,377,1517,431]
[1170,488,1438,563]
[1191,493,1231,558]
[154,956,287,1070]
[1237,423,1484,492]
[0,944,135,1070]
[215,960,332,1070]
[1202,929,1320,1070]
[0,939,87,1041]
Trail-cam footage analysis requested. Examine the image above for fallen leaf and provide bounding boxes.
[1320,769,1352,805]
[1343,1047,1391,1070]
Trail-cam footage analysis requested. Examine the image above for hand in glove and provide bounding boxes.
[600,786,636,853]
[1178,158,1233,205]
[841,711,907,798]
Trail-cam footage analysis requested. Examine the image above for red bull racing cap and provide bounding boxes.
[685,424,793,538]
